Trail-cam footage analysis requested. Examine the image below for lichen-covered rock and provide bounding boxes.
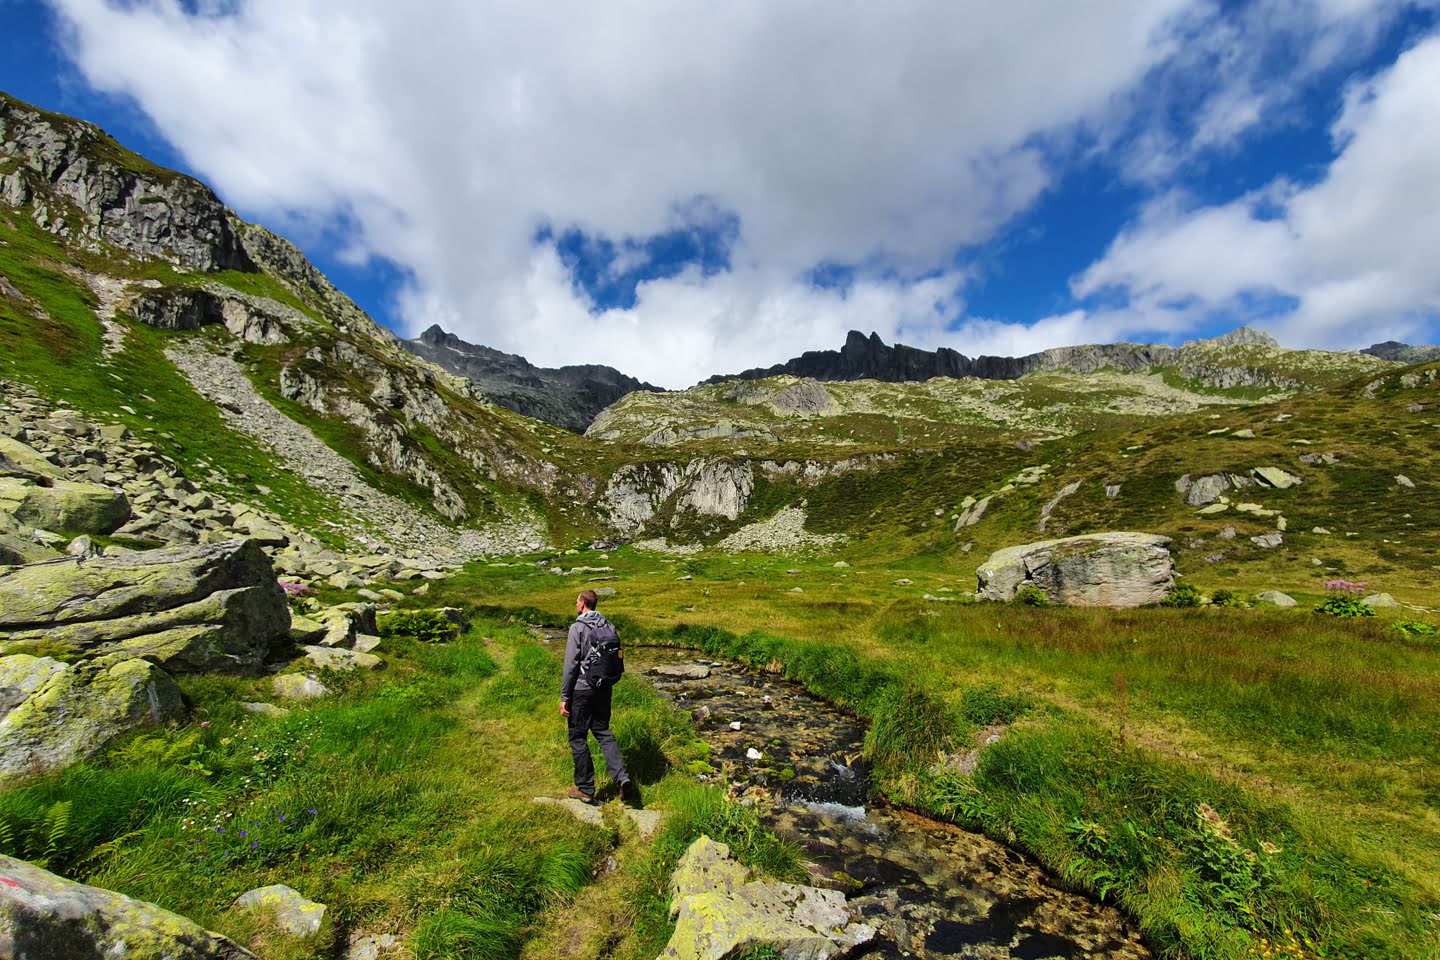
[0,854,256,959]
[1256,590,1297,607]
[1181,473,1230,507]
[0,478,130,534]
[0,655,183,786]
[976,532,1174,607]
[301,645,382,672]
[668,836,752,916]
[661,836,875,960]
[0,540,288,673]
[232,884,326,938]
[273,673,330,700]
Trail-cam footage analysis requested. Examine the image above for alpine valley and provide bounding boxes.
[1,91,1438,960]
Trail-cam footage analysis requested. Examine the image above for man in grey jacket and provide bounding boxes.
[560,589,634,804]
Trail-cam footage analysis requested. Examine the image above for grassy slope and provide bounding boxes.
[430,549,1440,960]
[0,212,347,539]
[0,615,800,960]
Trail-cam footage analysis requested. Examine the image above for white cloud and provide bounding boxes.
[40,0,1440,386]
[45,0,1197,385]
[1074,30,1440,349]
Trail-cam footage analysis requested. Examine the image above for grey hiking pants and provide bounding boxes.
[567,685,629,797]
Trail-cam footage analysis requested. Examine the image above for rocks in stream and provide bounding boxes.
[0,854,258,959]
[661,835,876,960]
[650,662,713,680]
[976,532,1175,607]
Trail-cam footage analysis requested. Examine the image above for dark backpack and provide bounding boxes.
[579,620,625,689]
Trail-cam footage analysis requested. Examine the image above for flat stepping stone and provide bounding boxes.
[532,797,665,838]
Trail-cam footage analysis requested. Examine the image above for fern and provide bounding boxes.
[0,812,13,855]
[36,800,71,868]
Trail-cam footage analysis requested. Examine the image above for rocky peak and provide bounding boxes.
[0,92,253,273]
[1186,326,1280,349]
[401,325,660,432]
[1362,340,1440,363]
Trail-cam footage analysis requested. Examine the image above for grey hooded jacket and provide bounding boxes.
[561,610,613,702]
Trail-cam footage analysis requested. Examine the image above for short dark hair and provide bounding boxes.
[577,589,598,610]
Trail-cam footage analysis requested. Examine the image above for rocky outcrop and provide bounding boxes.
[0,654,183,786]
[661,836,875,960]
[0,854,255,959]
[710,329,1174,384]
[164,345,546,558]
[401,324,660,432]
[0,539,289,674]
[130,286,294,344]
[976,532,1175,607]
[600,459,755,534]
[1362,341,1440,364]
[708,326,1384,392]
[0,93,252,272]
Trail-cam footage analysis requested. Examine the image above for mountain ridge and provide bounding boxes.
[400,323,661,432]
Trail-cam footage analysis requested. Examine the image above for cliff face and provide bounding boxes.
[402,324,660,432]
[0,94,252,273]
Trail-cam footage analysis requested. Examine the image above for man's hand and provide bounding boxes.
[559,699,570,718]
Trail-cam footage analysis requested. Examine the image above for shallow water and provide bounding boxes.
[632,648,1152,960]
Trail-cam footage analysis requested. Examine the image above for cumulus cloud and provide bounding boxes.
[44,0,1200,384]
[39,0,1440,385]
[1074,30,1440,349]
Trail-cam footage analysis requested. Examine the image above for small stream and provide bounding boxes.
[632,647,1151,960]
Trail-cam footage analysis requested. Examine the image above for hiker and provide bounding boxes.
[560,589,635,804]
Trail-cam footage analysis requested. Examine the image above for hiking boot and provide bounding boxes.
[617,779,642,807]
[566,787,596,805]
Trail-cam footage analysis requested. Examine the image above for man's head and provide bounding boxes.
[576,589,598,613]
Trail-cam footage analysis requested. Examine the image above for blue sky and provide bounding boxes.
[2,0,1438,386]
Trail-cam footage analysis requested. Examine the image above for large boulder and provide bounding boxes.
[0,854,256,959]
[976,532,1175,607]
[0,654,183,786]
[0,479,130,535]
[0,539,289,673]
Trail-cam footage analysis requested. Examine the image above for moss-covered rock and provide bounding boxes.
[0,540,288,672]
[0,478,131,535]
[0,654,182,786]
[0,532,62,566]
[0,854,255,959]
